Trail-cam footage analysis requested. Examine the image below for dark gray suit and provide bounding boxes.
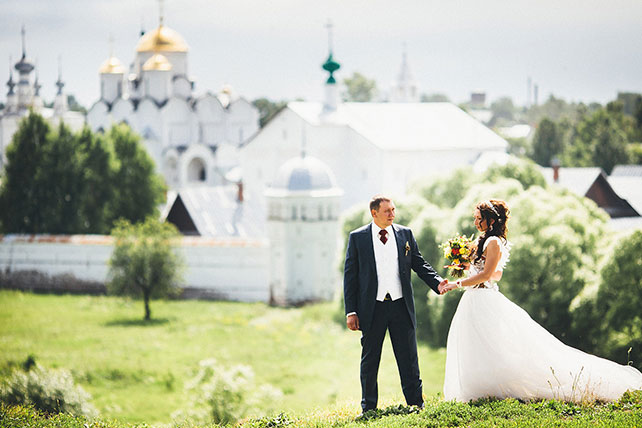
[343,223,442,411]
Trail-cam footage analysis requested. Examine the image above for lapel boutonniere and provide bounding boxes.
[405,241,410,256]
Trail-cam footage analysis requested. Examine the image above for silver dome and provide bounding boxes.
[272,155,337,191]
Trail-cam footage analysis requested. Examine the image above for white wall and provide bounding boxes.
[0,235,270,302]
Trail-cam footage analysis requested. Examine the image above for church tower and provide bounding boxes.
[390,44,419,103]
[53,58,68,117]
[4,59,18,114]
[266,153,343,306]
[322,20,340,114]
[99,38,125,105]
[14,26,35,110]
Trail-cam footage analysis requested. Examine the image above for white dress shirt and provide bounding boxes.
[372,223,403,301]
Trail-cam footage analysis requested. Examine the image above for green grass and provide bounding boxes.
[0,290,445,424]
[3,391,642,427]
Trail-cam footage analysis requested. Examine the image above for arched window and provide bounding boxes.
[187,157,207,182]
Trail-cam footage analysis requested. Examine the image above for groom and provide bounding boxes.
[344,195,446,413]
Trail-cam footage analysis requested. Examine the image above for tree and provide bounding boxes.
[0,113,165,234]
[107,124,166,226]
[37,122,86,234]
[342,72,378,102]
[591,230,642,369]
[481,158,547,190]
[421,93,450,102]
[489,96,516,126]
[562,103,634,174]
[76,126,114,234]
[501,186,609,341]
[66,94,87,114]
[408,167,479,209]
[108,217,184,320]
[0,111,51,233]
[532,118,564,166]
[252,98,287,128]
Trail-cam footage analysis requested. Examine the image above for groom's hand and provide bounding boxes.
[438,279,449,294]
[346,314,360,331]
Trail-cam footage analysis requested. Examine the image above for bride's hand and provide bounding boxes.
[445,281,461,292]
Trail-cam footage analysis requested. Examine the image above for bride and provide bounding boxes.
[439,199,642,402]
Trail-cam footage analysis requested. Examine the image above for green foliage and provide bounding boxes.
[240,412,294,428]
[564,103,634,174]
[532,118,564,167]
[524,95,597,124]
[108,217,184,320]
[505,136,531,158]
[0,364,97,418]
[421,93,450,103]
[489,97,516,127]
[252,98,287,128]
[408,167,478,209]
[449,179,525,238]
[174,359,282,425]
[590,230,642,368]
[0,111,52,233]
[501,186,609,341]
[0,112,165,234]
[76,126,115,234]
[108,124,166,225]
[342,72,378,102]
[481,159,547,190]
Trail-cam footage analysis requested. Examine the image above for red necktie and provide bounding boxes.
[379,229,388,244]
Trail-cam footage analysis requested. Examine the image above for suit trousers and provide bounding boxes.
[360,298,423,411]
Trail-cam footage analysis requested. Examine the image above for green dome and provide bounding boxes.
[322,52,340,84]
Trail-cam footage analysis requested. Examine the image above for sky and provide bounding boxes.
[1,0,641,109]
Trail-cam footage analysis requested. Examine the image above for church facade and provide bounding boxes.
[86,17,260,189]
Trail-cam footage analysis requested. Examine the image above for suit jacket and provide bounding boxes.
[343,223,442,333]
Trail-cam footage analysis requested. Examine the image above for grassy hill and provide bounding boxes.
[3,392,642,427]
[2,291,641,427]
[0,291,445,424]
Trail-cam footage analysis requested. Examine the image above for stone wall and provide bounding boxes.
[0,235,270,302]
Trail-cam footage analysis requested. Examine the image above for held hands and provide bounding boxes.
[346,314,360,331]
[440,280,461,294]
[438,279,449,294]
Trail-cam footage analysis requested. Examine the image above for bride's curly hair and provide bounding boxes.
[473,199,510,263]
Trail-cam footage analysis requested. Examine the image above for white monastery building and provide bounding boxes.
[0,22,511,306]
[0,27,84,170]
[240,48,509,211]
[86,13,260,189]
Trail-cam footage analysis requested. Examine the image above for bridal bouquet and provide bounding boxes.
[440,234,474,278]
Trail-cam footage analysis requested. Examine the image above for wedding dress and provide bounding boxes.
[443,236,642,402]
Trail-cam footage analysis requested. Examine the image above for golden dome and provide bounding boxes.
[136,25,188,53]
[99,56,125,74]
[142,53,173,71]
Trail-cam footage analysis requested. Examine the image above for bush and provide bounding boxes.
[0,364,97,417]
[173,358,283,425]
[589,229,642,369]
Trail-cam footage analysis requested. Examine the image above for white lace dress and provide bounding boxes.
[443,236,642,402]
